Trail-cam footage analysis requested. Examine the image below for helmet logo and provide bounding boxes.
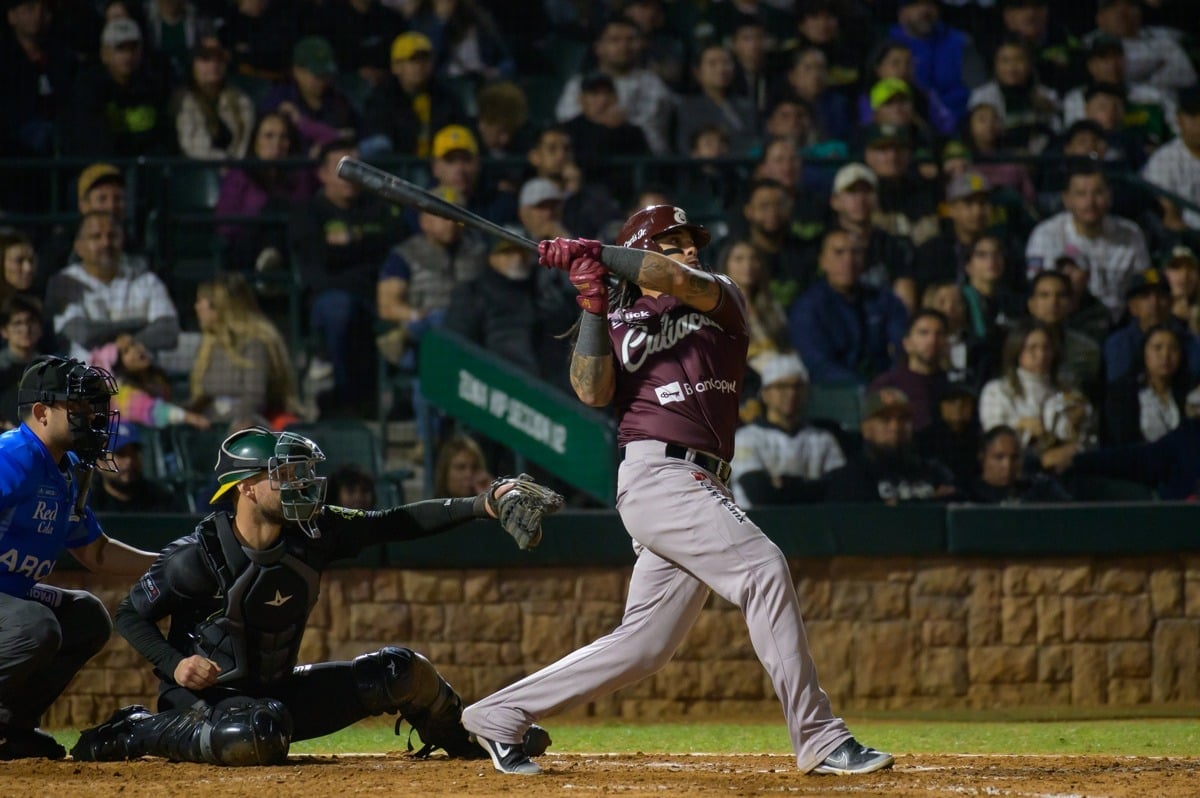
[673,208,687,224]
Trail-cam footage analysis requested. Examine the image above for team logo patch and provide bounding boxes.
[140,574,160,602]
[655,382,686,405]
[326,505,366,519]
[673,208,687,224]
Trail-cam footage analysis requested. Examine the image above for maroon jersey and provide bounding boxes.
[608,274,749,461]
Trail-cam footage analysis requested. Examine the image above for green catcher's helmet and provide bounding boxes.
[211,426,328,537]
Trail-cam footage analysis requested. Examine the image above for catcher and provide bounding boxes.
[71,426,562,766]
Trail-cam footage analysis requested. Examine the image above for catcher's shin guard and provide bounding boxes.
[71,698,292,766]
[352,646,484,758]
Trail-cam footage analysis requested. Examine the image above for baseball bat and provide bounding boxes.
[335,157,539,252]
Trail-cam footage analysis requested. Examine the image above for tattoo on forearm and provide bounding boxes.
[600,245,719,310]
[570,354,613,401]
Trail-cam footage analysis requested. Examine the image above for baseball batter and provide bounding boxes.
[462,206,894,776]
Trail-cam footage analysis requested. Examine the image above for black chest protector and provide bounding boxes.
[192,514,322,687]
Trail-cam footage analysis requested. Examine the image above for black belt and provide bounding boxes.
[619,443,732,482]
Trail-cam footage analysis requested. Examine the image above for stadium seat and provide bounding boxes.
[1067,475,1156,502]
[806,382,864,431]
[541,37,588,78]
[170,425,231,483]
[520,74,565,129]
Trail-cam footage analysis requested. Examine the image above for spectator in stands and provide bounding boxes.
[675,43,759,156]
[174,38,254,160]
[680,125,741,211]
[734,178,814,309]
[430,124,517,227]
[0,295,48,429]
[219,0,297,83]
[1025,270,1102,401]
[190,273,300,429]
[1055,251,1113,345]
[474,81,532,169]
[825,387,959,503]
[701,0,793,48]
[1103,268,1200,384]
[760,97,821,156]
[433,433,493,498]
[1141,87,1200,232]
[716,240,789,361]
[376,185,487,365]
[362,31,466,157]
[562,71,649,200]
[0,231,38,306]
[61,17,172,157]
[979,320,1095,455]
[326,463,378,510]
[922,281,988,388]
[443,239,578,393]
[525,126,620,242]
[959,106,1037,202]
[40,162,148,275]
[1088,0,1196,92]
[260,36,360,157]
[90,422,180,512]
[45,212,180,361]
[869,309,950,431]
[790,228,908,385]
[408,0,514,81]
[288,139,405,411]
[143,0,210,84]
[621,0,685,91]
[913,171,1005,292]
[863,124,941,246]
[750,136,806,200]
[516,178,571,242]
[215,111,316,274]
[858,41,955,137]
[1063,35,1178,142]
[917,382,981,483]
[90,332,208,430]
[998,0,1084,94]
[1025,164,1150,320]
[729,18,770,115]
[862,77,936,155]
[961,234,1023,345]
[1104,323,1191,446]
[886,0,988,125]
[312,0,405,88]
[555,16,674,155]
[827,162,915,308]
[965,424,1071,503]
[0,0,76,158]
[782,44,853,145]
[967,36,1061,154]
[731,351,845,508]
[788,0,860,90]
[1162,246,1200,333]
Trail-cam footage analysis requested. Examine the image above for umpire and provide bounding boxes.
[0,356,157,760]
[72,426,559,765]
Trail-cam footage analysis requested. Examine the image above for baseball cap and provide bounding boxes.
[942,139,970,162]
[77,162,124,200]
[391,31,433,62]
[869,78,911,110]
[293,36,337,77]
[865,123,911,149]
[754,352,809,388]
[519,178,566,208]
[1087,33,1124,58]
[1163,245,1199,270]
[1178,85,1200,116]
[860,387,913,420]
[101,17,141,48]
[1084,81,1125,104]
[110,422,142,453]
[580,71,616,94]
[1125,268,1170,300]
[832,162,877,194]
[945,171,991,202]
[432,125,479,159]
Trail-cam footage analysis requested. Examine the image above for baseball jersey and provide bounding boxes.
[0,424,103,597]
[1142,139,1200,229]
[609,276,748,462]
[731,420,846,508]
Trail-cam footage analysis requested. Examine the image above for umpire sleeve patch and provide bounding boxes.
[139,574,161,603]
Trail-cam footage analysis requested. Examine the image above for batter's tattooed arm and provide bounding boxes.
[600,245,721,312]
[570,353,615,406]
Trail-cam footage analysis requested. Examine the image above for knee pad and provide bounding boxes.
[75,593,113,655]
[205,698,293,766]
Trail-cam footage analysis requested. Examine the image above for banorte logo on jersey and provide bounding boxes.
[654,377,738,406]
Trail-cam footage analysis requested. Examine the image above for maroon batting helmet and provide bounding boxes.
[616,205,711,253]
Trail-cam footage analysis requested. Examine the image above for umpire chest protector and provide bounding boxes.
[193,514,321,687]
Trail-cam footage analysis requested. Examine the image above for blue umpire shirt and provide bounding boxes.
[0,424,103,597]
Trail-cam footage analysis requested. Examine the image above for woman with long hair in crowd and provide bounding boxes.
[190,273,302,429]
[1103,324,1193,446]
[433,433,494,498]
[717,239,789,361]
[173,38,255,160]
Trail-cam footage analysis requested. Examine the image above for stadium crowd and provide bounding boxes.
[2,0,1200,507]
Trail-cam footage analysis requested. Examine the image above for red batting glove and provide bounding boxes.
[538,237,601,271]
[569,256,608,315]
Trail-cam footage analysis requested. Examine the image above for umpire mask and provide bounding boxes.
[18,356,120,469]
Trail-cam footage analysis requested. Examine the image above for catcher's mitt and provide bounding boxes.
[486,473,565,550]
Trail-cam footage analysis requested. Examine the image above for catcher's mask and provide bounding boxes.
[616,205,711,269]
[18,355,119,469]
[211,427,328,538]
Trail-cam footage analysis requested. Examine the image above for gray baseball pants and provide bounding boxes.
[0,586,112,728]
[463,440,850,771]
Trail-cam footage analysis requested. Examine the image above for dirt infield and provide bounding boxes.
[3,753,1198,797]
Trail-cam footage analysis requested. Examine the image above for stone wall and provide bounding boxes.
[44,554,1200,728]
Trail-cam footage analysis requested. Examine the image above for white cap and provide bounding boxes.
[102,18,142,48]
[753,351,809,388]
[519,178,566,208]
[832,163,877,194]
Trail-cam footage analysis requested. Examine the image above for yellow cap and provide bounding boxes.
[77,163,123,200]
[391,32,433,62]
[432,125,479,159]
[869,77,911,110]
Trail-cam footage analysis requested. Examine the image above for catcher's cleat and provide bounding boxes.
[474,734,542,775]
[811,738,894,775]
[0,725,66,760]
[523,724,551,757]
